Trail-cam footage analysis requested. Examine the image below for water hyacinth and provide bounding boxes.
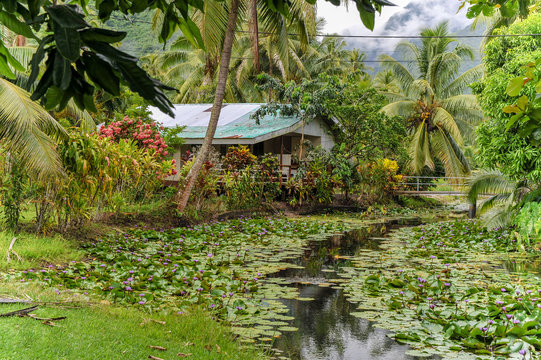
[16,216,346,341]
[339,219,538,359]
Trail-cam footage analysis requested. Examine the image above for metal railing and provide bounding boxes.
[401,176,471,193]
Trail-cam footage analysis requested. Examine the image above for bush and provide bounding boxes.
[286,147,335,206]
[31,132,176,231]
[473,12,541,182]
[99,116,172,160]
[223,145,256,171]
[222,149,281,210]
[356,158,404,203]
[514,201,541,249]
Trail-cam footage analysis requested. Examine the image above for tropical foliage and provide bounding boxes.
[473,12,541,183]
[326,83,407,163]
[380,22,483,177]
[18,216,347,342]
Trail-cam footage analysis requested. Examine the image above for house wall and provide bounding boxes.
[293,120,335,151]
[163,118,335,182]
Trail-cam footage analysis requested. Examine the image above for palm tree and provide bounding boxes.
[467,170,537,227]
[0,27,67,176]
[373,70,401,93]
[148,0,317,104]
[380,22,484,177]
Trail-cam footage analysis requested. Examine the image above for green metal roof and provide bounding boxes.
[181,112,300,139]
[149,103,301,140]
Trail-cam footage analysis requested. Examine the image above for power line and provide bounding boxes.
[109,16,541,40]
[230,56,481,64]
[237,30,541,39]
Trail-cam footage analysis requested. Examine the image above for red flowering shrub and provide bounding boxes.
[99,116,176,176]
[99,116,169,158]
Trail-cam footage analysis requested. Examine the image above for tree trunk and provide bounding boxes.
[176,0,240,212]
[299,119,305,160]
[251,0,260,73]
[267,37,273,101]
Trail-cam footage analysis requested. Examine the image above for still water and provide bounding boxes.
[272,217,440,360]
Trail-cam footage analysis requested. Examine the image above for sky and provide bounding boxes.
[317,0,474,55]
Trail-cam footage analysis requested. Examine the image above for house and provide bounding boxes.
[149,103,336,181]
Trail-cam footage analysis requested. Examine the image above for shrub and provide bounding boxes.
[287,147,335,206]
[357,158,404,203]
[223,145,256,171]
[31,132,176,231]
[514,201,541,249]
[223,151,281,210]
[99,116,171,160]
[0,155,27,232]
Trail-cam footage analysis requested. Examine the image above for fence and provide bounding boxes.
[399,176,471,195]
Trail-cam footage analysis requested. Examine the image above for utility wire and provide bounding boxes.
[230,56,481,64]
[244,31,541,39]
[109,16,541,40]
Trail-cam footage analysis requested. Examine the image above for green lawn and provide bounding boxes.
[0,232,83,271]
[0,223,269,360]
[0,303,268,360]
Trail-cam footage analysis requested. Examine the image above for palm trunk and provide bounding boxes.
[267,37,273,101]
[299,119,305,160]
[251,0,260,73]
[176,0,240,212]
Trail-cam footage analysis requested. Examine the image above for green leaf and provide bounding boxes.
[516,95,529,111]
[506,77,525,97]
[81,52,120,96]
[31,64,54,101]
[44,85,64,110]
[46,5,89,29]
[131,0,149,13]
[502,105,519,114]
[358,6,375,31]
[79,28,127,43]
[535,80,541,94]
[0,11,37,39]
[28,35,54,89]
[506,114,523,131]
[0,53,16,79]
[53,23,81,61]
[0,42,24,73]
[53,52,72,91]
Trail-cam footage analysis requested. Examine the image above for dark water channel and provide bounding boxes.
[272,217,441,360]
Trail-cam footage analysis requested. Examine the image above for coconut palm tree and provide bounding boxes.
[373,70,401,93]
[0,27,67,176]
[467,170,539,227]
[380,22,484,177]
[148,0,317,103]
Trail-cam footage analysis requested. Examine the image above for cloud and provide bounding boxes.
[319,0,473,59]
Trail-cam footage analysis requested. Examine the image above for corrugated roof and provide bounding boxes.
[149,103,301,140]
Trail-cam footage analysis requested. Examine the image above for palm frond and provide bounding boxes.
[442,64,484,98]
[379,54,415,94]
[431,127,470,177]
[467,170,515,204]
[64,99,96,134]
[0,78,66,176]
[381,100,417,118]
[432,107,463,145]
[408,120,433,173]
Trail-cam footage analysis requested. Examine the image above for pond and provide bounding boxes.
[272,219,441,360]
[15,214,540,359]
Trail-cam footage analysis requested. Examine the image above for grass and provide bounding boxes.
[0,282,268,360]
[0,304,267,360]
[0,232,83,271]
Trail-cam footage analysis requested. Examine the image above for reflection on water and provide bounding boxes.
[272,218,440,360]
[273,284,428,360]
[503,258,541,275]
